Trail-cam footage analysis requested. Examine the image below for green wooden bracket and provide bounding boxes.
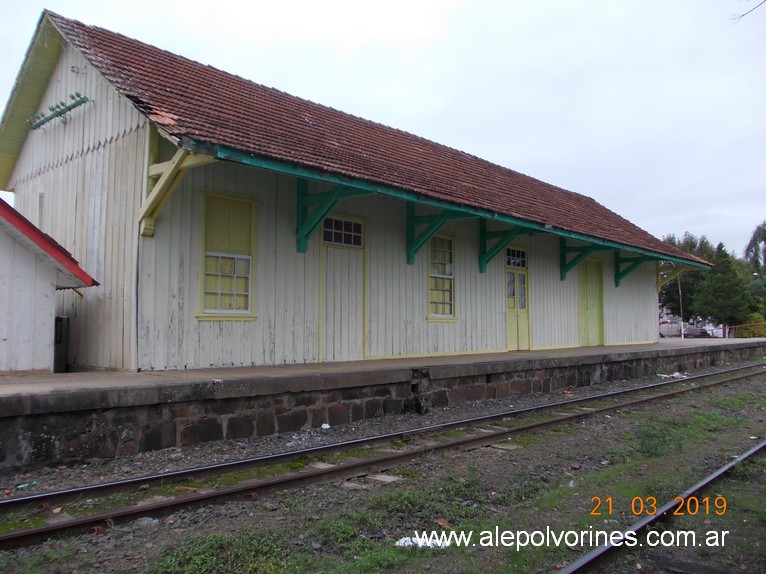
[478,220,534,272]
[296,180,372,252]
[560,239,608,281]
[614,252,654,287]
[406,203,475,264]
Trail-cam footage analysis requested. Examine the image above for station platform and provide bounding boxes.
[1,338,765,470]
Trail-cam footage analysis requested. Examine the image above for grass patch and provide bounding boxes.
[548,424,578,436]
[329,541,411,574]
[708,391,764,410]
[314,515,359,546]
[144,530,291,574]
[437,428,467,439]
[502,469,552,504]
[0,509,46,534]
[66,490,148,517]
[0,540,85,574]
[510,434,540,447]
[632,411,741,457]
[318,448,373,464]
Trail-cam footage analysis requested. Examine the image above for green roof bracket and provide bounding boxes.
[296,180,372,252]
[407,203,475,264]
[479,220,534,273]
[184,140,712,271]
[614,252,654,287]
[560,239,606,281]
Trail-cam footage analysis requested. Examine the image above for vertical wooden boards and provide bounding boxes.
[578,259,605,346]
[603,258,658,344]
[8,45,146,370]
[321,245,365,361]
[0,231,57,371]
[525,234,578,349]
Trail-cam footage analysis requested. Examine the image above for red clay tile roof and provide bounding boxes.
[0,197,99,288]
[47,11,706,266]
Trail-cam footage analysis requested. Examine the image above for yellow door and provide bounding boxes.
[505,249,530,351]
[578,259,604,346]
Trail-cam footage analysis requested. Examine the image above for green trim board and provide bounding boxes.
[559,239,610,281]
[479,219,536,272]
[406,203,474,264]
[614,252,654,287]
[296,180,373,252]
[180,138,711,271]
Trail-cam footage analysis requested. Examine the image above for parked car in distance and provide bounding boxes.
[683,328,711,338]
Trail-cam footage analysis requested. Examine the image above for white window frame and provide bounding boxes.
[323,217,364,248]
[203,252,253,315]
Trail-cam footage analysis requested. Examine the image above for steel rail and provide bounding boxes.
[0,363,763,548]
[3,362,762,512]
[558,439,766,574]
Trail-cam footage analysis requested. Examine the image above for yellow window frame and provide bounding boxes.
[427,234,456,321]
[198,191,258,320]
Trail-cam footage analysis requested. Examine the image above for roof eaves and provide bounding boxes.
[0,11,66,189]
[0,198,99,289]
[182,137,711,270]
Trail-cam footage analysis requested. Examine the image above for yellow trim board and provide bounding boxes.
[195,314,259,322]
[319,212,368,362]
[426,232,458,321]
[197,190,258,320]
[366,347,509,361]
[426,316,458,324]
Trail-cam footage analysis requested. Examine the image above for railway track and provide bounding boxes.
[1,362,764,550]
[559,438,766,573]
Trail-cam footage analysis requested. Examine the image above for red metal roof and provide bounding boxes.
[46,11,706,265]
[0,197,99,289]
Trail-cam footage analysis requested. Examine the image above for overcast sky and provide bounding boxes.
[1,0,764,257]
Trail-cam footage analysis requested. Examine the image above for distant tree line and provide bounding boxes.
[659,222,766,336]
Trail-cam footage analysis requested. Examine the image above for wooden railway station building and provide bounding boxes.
[0,11,709,373]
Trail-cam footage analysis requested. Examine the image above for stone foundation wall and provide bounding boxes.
[2,342,764,470]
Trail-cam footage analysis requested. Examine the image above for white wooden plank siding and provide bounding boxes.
[0,230,57,371]
[322,245,365,361]
[526,234,580,349]
[6,46,660,371]
[603,258,658,344]
[135,167,661,370]
[9,45,146,370]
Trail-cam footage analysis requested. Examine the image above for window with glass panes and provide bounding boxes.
[506,248,527,310]
[506,248,527,269]
[429,236,454,317]
[323,218,363,247]
[202,194,255,315]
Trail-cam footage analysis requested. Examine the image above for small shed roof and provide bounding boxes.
[0,11,709,267]
[0,198,99,289]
